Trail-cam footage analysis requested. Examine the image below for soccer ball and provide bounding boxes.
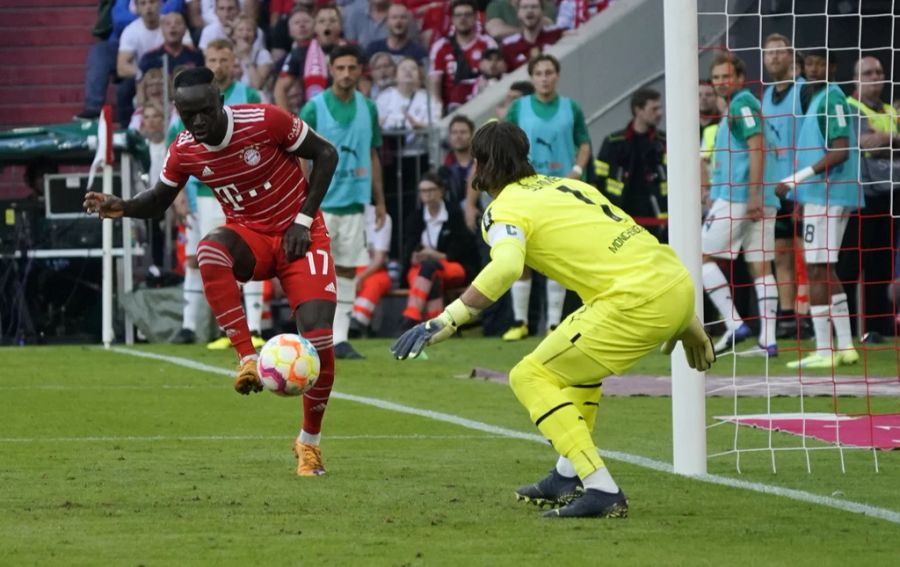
[257,333,320,396]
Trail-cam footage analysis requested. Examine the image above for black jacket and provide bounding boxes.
[594,122,668,224]
[402,202,479,281]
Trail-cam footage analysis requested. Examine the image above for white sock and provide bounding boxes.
[243,280,264,335]
[240,353,258,366]
[333,275,355,344]
[703,262,742,330]
[182,266,202,332]
[546,279,566,328]
[809,304,832,358]
[511,278,531,324]
[581,466,620,493]
[754,275,778,347]
[298,430,321,445]
[831,292,853,350]
[555,456,577,478]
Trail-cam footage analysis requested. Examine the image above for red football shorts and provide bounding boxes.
[224,219,336,310]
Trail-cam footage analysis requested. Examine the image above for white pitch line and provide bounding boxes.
[107,347,900,525]
[0,434,504,444]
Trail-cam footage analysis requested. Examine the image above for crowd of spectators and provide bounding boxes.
[71,2,900,347]
[80,0,607,126]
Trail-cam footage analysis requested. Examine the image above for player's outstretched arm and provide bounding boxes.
[390,291,487,361]
[660,316,716,371]
[83,180,181,219]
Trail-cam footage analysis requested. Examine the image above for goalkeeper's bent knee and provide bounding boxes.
[509,357,604,478]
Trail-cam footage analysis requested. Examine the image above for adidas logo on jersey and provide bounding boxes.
[324,282,336,294]
[202,166,214,177]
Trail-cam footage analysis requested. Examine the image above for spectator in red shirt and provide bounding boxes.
[501,0,563,71]
[428,0,497,113]
[400,0,451,47]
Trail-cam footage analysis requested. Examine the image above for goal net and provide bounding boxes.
[694,0,900,473]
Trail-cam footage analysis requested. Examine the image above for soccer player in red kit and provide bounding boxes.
[83,67,340,477]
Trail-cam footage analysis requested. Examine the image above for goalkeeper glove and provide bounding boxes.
[390,299,480,360]
[660,316,716,371]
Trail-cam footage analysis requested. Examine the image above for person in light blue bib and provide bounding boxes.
[299,44,387,360]
[761,33,806,340]
[702,53,780,357]
[775,49,862,370]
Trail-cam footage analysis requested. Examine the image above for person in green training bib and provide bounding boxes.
[503,53,591,342]
[702,52,780,358]
[299,44,387,360]
[776,49,862,369]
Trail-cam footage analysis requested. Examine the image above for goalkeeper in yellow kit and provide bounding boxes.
[391,122,714,519]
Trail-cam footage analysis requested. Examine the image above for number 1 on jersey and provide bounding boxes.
[554,184,625,222]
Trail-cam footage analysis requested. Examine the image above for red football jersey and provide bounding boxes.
[501,26,564,71]
[429,34,497,107]
[161,104,311,235]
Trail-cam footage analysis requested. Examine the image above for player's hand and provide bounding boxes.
[390,311,456,360]
[283,223,311,262]
[83,191,125,219]
[746,192,764,221]
[660,316,716,371]
[374,203,386,230]
[775,182,791,198]
[172,192,192,227]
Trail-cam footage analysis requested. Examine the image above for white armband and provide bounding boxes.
[779,166,815,189]
[571,164,584,176]
[294,213,313,228]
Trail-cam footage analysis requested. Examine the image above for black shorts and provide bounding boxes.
[774,197,802,240]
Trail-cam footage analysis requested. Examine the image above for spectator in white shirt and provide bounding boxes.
[367,51,396,100]
[117,0,164,80]
[187,0,256,28]
[199,0,265,53]
[117,0,192,124]
[376,57,442,139]
[230,14,272,91]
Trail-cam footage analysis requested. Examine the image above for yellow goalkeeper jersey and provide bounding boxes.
[481,175,689,309]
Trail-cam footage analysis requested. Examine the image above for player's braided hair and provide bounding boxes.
[471,121,536,193]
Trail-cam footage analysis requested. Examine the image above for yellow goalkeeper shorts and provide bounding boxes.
[526,274,695,381]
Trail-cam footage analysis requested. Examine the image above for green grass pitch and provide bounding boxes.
[2,338,898,565]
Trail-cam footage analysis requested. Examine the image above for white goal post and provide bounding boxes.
[664,0,707,475]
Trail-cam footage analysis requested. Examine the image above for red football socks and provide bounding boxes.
[301,327,335,435]
[197,240,256,360]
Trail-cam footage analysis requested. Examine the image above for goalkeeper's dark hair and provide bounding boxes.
[173,66,215,90]
[470,121,536,193]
